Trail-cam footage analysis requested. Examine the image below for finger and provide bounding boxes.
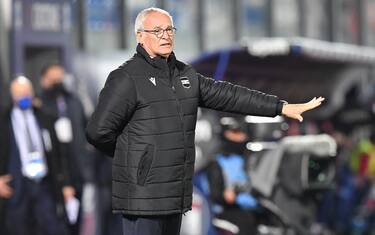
[312,97,323,105]
[311,96,325,103]
[302,102,321,112]
[297,115,303,122]
[306,98,324,110]
[306,97,318,106]
[311,101,322,108]
[290,114,303,122]
[308,97,316,103]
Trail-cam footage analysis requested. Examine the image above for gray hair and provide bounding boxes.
[12,75,32,86]
[134,7,173,35]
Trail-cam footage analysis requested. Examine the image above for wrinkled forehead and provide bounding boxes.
[143,12,172,29]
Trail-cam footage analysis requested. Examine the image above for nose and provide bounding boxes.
[160,29,173,40]
[161,31,170,40]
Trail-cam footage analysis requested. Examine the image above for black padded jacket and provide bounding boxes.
[86,44,284,216]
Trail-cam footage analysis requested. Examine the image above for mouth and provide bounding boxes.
[160,42,172,47]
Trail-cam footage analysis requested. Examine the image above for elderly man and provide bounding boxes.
[86,7,324,235]
[0,76,73,235]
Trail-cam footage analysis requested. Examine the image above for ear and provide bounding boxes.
[136,32,143,44]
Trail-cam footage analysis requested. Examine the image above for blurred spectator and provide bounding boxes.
[40,63,122,235]
[40,63,88,184]
[317,121,375,234]
[0,76,71,235]
[348,135,375,234]
[40,63,88,234]
[332,86,375,135]
[350,134,375,178]
[207,117,258,235]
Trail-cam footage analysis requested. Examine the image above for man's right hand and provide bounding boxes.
[0,175,13,199]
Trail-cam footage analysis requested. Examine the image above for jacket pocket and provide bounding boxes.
[137,144,154,186]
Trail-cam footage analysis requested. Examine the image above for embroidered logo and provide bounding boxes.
[149,77,156,86]
[180,76,190,88]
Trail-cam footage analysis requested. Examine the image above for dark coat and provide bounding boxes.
[86,44,283,216]
[41,89,88,189]
[0,105,69,230]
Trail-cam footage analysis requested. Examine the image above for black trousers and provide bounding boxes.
[122,214,182,235]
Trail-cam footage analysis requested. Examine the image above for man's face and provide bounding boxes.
[224,129,248,143]
[11,80,33,102]
[137,12,174,58]
[41,66,65,90]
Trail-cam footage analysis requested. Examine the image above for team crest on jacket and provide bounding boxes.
[180,77,190,88]
[149,77,156,86]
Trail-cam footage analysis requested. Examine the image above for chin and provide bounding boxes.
[158,51,172,58]
[159,47,172,53]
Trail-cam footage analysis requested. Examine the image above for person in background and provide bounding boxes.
[40,63,88,234]
[40,63,124,235]
[0,76,72,235]
[207,117,258,235]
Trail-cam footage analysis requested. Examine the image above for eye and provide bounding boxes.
[153,28,162,34]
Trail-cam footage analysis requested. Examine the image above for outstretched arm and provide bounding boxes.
[282,97,325,122]
[198,73,281,117]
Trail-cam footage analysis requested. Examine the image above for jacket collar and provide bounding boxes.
[136,44,179,71]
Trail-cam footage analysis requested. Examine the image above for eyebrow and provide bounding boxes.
[153,25,173,29]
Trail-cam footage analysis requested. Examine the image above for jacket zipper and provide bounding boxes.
[171,81,187,213]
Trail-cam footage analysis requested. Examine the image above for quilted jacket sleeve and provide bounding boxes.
[86,69,137,157]
[198,73,283,117]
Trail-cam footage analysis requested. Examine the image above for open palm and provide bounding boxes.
[282,97,325,122]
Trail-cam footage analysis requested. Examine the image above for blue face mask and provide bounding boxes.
[17,96,33,110]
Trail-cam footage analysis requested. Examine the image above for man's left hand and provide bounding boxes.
[282,97,325,122]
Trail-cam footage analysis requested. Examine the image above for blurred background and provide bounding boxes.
[0,0,375,235]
